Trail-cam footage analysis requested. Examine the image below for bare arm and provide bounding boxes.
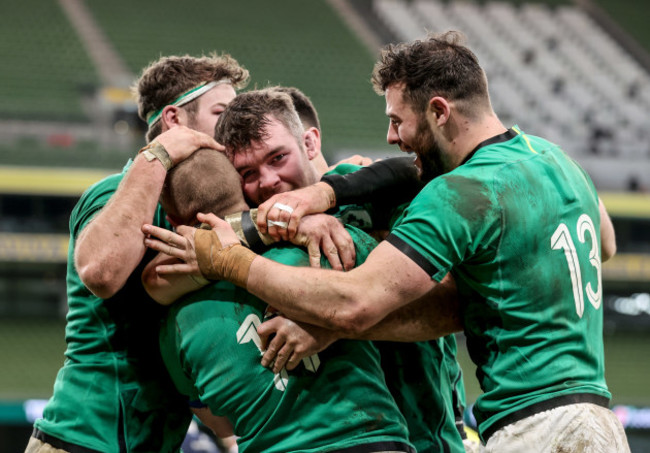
[75,127,220,298]
[258,273,462,372]
[247,243,434,334]
[190,407,237,450]
[194,213,436,334]
[354,273,462,341]
[75,153,167,298]
[143,214,435,334]
[142,252,208,305]
[258,156,421,240]
[599,197,616,262]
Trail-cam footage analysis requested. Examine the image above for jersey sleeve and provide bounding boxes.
[69,165,170,240]
[387,174,500,282]
[69,173,124,238]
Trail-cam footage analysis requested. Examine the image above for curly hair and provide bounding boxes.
[214,88,304,158]
[371,31,491,118]
[133,52,250,142]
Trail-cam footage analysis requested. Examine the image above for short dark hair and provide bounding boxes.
[271,86,321,131]
[214,88,304,157]
[371,31,491,118]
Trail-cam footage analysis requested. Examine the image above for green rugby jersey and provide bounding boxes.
[374,339,464,453]
[327,163,465,453]
[160,227,414,453]
[387,127,610,442]
[35,161,192,452]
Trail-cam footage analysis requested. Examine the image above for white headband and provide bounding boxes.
[145,79,230,127]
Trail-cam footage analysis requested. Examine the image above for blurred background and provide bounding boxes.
[0,0,648,451]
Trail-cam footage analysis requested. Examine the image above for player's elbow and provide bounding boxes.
[335,315,375,337]
[601,237,617,262]
[599,197,616,263]
[141,269,161,302]
[76,259,124,299]
[141,272,175,306]
[330,299,382,336]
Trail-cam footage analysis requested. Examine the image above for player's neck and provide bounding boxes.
[450,115,507,169]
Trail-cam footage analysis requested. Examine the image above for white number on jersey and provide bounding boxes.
[236,314,320,391]
[551,214,602,318]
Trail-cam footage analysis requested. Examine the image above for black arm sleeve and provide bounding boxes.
[320,156,424,207]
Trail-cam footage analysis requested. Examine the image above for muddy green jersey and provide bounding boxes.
[328,163,466,453]
[388,127,610,441]
[160,228,414,453]
[35,161,191,452]
[375,339,464,453]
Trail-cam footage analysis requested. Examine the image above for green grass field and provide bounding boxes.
[0,319,66,400]
[0,319,648,406]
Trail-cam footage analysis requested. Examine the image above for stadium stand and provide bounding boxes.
[372,0,650,183]
[0,0,97,122]
[1,0,394,169]
[85,0,390,152]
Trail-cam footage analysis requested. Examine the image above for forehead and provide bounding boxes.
[197,83,236,108]
[263,116,298,144]
[385,83,416,119]
[232,116,300,166]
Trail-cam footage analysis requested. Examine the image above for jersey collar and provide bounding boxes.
[459,128,518,166]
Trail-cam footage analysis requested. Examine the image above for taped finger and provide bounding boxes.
[272,202,294,214]
[267,220,288,229]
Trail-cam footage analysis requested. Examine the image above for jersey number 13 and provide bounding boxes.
[551,214,602,318]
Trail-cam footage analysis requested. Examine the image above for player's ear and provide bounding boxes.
[303,127,321,160]
[428,96,450,126]
[161,105,182,130]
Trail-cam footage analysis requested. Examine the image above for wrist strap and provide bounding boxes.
[195,229,256,288]
[225,209,274,253]
[321,156,421,206]
[139,141,173,171]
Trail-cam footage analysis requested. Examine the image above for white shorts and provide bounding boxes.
[481,402,630,453]
[25,436,69,453]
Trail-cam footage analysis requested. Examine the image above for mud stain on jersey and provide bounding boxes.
[443,175,492,224]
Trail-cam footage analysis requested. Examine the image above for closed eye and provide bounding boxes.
[240,169,256,181]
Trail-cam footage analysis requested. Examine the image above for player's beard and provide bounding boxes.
[414,116,446,183]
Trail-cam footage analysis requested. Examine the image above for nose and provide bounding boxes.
[387,123,400,145]
[258,166,281,191]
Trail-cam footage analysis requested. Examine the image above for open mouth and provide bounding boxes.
[413,154,423,175]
